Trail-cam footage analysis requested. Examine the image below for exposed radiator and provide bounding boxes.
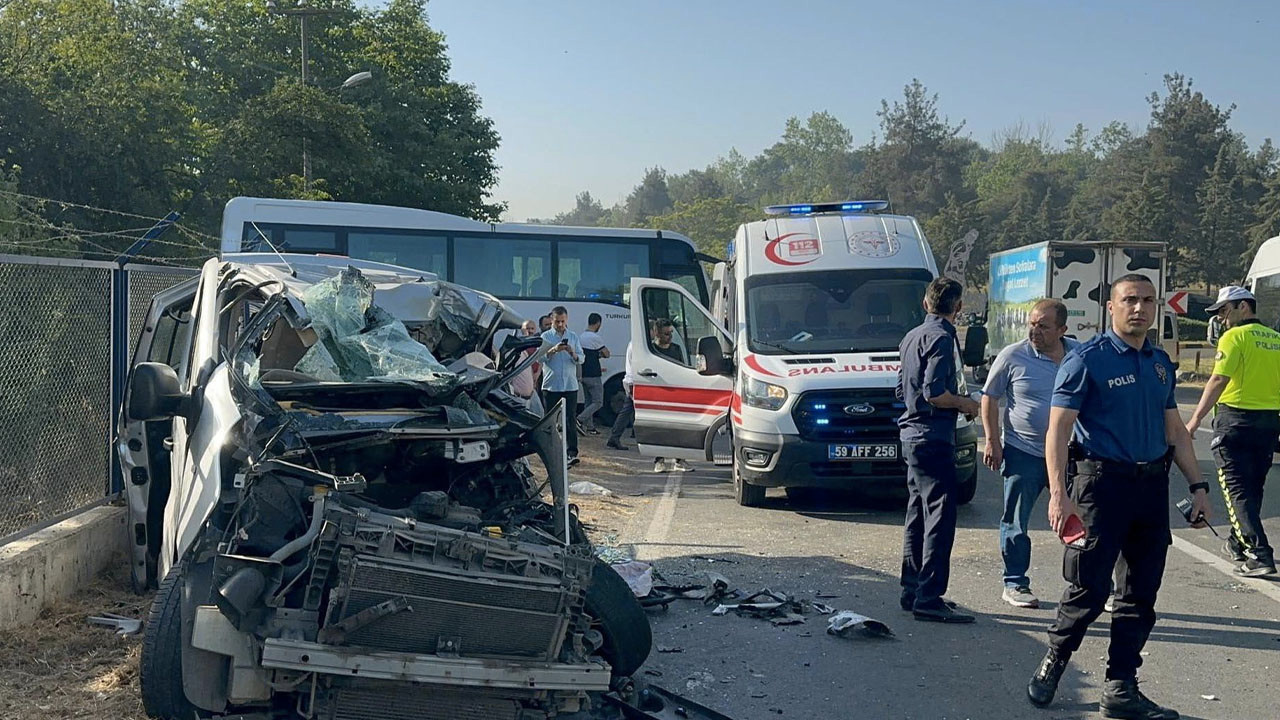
[334,554,575,660]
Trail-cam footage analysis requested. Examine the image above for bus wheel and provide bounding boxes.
[597,376,625,428]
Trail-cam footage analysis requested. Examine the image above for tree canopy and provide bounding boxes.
[543,75,1278,290]
[0,0,501,262]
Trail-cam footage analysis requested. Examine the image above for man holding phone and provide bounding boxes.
[542,306,584,466]
[1027,275,1209,719]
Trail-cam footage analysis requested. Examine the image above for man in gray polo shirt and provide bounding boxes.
[981,299,1076,609]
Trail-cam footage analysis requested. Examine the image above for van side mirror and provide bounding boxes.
[696,336,732,376]
[128,362,187,421]
[961,325,988,367]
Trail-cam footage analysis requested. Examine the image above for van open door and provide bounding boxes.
[630,278,733,462]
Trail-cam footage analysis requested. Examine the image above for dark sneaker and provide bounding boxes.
[1027,649,1070,708]
[1099,679,1179,719]
[900,594,958,612]
[1222,538,1247,563]
[567,453,580,468]
[1002,586,1040,608]
[605,440,628,450]
[912,604,975,623]
[1234,558,1278,578]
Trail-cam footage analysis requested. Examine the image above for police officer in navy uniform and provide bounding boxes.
[897,277,982,623]
[1027,274,1210,719]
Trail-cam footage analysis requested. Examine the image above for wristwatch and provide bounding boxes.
[1187,482,1210,494]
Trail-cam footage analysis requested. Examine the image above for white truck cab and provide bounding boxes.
[630,202,978,507]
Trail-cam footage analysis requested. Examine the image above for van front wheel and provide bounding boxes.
[733,452,765,507]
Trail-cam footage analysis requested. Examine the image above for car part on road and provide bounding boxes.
[826,610,894,639]
[604,682,737,720]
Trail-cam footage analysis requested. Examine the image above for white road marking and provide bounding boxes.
[636,471,683,562]
[1170,536,1280,605]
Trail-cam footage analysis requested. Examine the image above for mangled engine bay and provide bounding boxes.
[173,266,648,720]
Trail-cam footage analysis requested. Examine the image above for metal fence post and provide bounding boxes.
[109,265,128,495]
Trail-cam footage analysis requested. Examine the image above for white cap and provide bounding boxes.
[1206,285,1254,312]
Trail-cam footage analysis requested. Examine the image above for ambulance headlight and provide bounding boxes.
[743,376,787,411]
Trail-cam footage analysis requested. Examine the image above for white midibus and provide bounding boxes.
[218,197,710,424]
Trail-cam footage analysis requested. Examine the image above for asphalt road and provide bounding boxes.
[575,385,1280,720]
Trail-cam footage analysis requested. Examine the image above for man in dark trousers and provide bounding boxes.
[897,277,981,623]
[1184,285,1280,577]
[1028,274,1210,719]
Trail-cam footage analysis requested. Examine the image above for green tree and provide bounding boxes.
[644,197,757,259]
[1193,145,1250,289]
[858,79,979,217]
[542,191,607,226]
[743,112,860,204]
[623,167,673,226]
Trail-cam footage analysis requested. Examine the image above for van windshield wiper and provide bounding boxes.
[750,338,801,354]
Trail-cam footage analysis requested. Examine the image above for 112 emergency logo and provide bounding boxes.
[763,232,822,266]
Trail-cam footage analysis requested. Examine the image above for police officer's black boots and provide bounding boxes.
[1099,679,1179,719]
[1026,648,1069,707]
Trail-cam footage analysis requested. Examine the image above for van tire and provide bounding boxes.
[585,559,651,678]
[733,454,765,507]
[957,464,978,505]
[141,559,200,719]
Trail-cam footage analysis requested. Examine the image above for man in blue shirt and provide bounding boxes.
[541,306,584,466]
[897,277,981,624]
[982,299,1076,609]
[1027,275,1210,719]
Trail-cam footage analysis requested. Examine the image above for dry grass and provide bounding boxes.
[0,562,150,720]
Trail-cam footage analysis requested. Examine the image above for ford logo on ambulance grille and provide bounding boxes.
[843,403,875,416]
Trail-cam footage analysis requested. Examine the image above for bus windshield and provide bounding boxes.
[745,268,932,354]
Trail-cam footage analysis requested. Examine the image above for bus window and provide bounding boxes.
[454,235,552,298]
[280,228,339,252]
[348,232,447,276]
[558,241,649,305]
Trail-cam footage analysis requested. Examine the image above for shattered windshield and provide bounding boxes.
[295,268,455,387]
[231,265,523,395]
[745,268,932,354]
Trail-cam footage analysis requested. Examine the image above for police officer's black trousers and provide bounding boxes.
[1047,459,1171,680]
[900,440,957,610]
[1212,406,1280,564]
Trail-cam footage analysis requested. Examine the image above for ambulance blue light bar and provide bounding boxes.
[764,200,889,216]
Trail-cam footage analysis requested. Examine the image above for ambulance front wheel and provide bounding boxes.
[733,453,766,507]
[957,463,978,505]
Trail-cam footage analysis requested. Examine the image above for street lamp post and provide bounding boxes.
[266,0,338,192]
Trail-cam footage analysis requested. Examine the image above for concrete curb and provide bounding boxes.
[0,505,128,629]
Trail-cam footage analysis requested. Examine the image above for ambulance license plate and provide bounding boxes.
[828,444,898,461]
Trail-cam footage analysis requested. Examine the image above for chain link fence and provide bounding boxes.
[0,255,197,541]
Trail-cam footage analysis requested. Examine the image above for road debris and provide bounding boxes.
[826,610,894,639]
[86,613,142,636]
[613,560,656,597]
[1201,694,1218,701]
[569,480,615,496]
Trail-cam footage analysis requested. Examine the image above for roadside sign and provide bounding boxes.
[1165,291,1188,315]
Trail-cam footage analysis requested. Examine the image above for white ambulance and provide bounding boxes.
[629,201,979,506]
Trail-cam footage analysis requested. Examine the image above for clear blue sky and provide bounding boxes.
[416,0,1278,222]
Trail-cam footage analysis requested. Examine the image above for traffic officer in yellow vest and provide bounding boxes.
[1185,285,1280,577]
